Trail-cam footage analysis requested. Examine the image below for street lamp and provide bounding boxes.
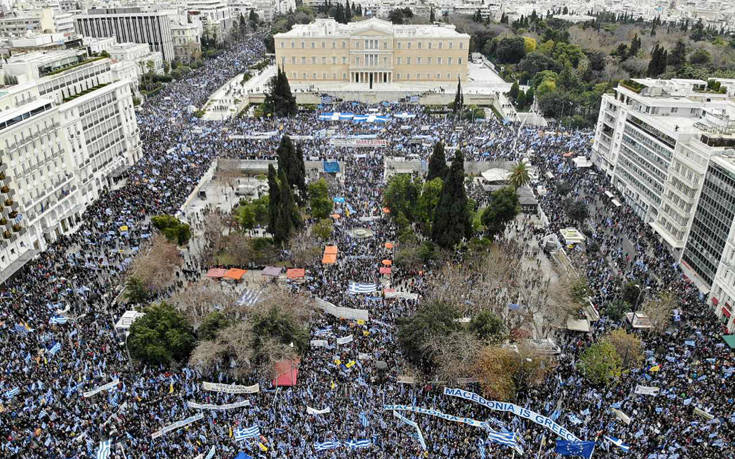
[634,284,650,311]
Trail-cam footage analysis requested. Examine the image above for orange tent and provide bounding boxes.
[223,268,247,281]
[322,253,337,264]
[205,268,227,278]
[382,207,391,214]
[286,268,305,279]
[381,259,392,266]
[379,267,391,275]
[384,242,394,249]
[324,245,338,255]
[330,213,341,219]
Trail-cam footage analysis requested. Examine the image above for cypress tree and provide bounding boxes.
[430,7,435,22]
[267,164,280,235]
[453,78,463,114]
[294,143,307,198]
[276,136,306,201]
[265,68,296,117]
[427,141,448,181]
[431,150,471,248]
[345,0,352,22]
[274,168,301,244]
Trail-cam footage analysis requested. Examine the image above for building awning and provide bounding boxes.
[722,334,735,349]
[712,297,719,305]
[206,268,227,278]
[324,245,338,255]
[272,359,299,387]
[379,267,391,275]
[322,253,337,264]
[223,268,247,280]
[723,306,731,318]
[286,268,305,279]
[261,266,282,277]
[566,318,591,332]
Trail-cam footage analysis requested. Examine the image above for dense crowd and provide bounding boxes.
[0,33,732,459]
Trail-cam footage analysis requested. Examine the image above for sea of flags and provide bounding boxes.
[49,315,68,325]
[314,439,372,450]
[234,425,260,441]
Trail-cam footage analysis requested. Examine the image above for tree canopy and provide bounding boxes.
[264,67,296,117]
[481,186,519,240]
[151,214,191,245]
[431,150,471,248]
[128,302,196,366]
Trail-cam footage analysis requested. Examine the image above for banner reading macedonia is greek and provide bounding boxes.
[443,388,580,441]
[384,405,488,429]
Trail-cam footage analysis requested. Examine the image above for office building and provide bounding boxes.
[0,50,140,278]
[187,0,231,42]
[74,9,175,62]
[0,8,74,37]
[169,18,202,62]
[274,18,470,86]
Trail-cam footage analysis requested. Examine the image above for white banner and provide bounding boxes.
[611,408,632,425]
[385,404,487,429]
[316,298,369,322]
[82,379,119,398]
[151,413,204,439]
[310,339,328,348]
[397,375,416,384]
[634,385,660,396]
[443,388,580,442]
[187,400,250,411]
[393,410,427,450]
[201,382,260,394]
[329,138,388,148]
[337,335,354,345]
[358,353,371,360]
[307,406,331,415]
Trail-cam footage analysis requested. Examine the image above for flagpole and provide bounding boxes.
[536,434,545,459]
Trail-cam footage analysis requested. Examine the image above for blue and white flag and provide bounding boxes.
[96,439,112,459]
[604,435,631,453]
[4,387,19,399]
[49,316,68,325]
[234,425,260,441]
[556,440,596,458]
[348,282,377,294]
[345,439,372,449]
[487,430,523,454]
[48,342,62,355]
[314,441,341,451]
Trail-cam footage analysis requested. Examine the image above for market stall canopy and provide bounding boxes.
[384,242,394,249]
[114,310,144,331]
[261,266,282,277]
[206,268,227,278]
[273,359,299,386]
[324,246,338,255]
[626,312,653,329]
[572,156,593,168]
[379,267,391,275]
[560,227,586,245]
[381,259,392,266]
[566,317,591,332]
[286,268,305,279]
[223,268,247,281]
[722,334,735,349]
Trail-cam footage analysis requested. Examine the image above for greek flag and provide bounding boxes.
[345,439,372,449]
[4,387,19,398]
[348,282,377,294]
[49,316,68,325]
[488,430,523,454]
[48,342,62,355]
[314,441,341,451]
[96,439,112,459]
[234,425,260,441]
[604,435,630,453]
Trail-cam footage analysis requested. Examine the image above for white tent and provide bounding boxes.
[572,156,593,168]
[566,317,591,332]
[626,312,653,329]
[114,310,144,331]
[560,227,586,245]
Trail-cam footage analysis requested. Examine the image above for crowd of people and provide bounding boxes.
[0,32,732,459]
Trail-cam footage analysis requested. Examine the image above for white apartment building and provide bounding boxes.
[108,42,164,75]
[74,9,176,62]
[0,8,74,37]
[187,0,231,42]
[0,50,140,277]
[4,49,89,82]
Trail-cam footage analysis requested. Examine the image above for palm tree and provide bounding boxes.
[509,162,531,189]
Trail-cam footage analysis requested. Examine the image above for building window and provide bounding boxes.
[342,41,346,48]
[313,73,317,79]
[406,57,411,64]
[417,57,422,64]
[323,72,327,79]
[291,57,296,64]
[322,57,326,64]
[342,57,347,64]
[384,57,388,65]
[428,42,432,49]
[332,41,336,48]
[397,57,402,64]
[397,42,401,49]
[448,57,453,65]
[418,42,422,49]
[332,56,336,64]
[458,58,462,64]
[365,39,369,49]
[438,57,442,64]
[311,57,316,64]
[428,57,432,64]
[459,42,464,49]
[449,42,453,49]
[407,42,411,49]
[383,40,388,49]
[439,42,443,49]
[301,41,305,48]
[301,57,306,64]
[322,41,325,48]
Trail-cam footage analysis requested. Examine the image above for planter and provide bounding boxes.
[9,211,17,219]
[0,186,8,193]
[3,230,10,239]
[0,173,5,180]
[4,199,13,206]
[12,224,20,232]
[0,218,6,225]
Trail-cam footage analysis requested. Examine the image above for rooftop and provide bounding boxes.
[275,18,469,39]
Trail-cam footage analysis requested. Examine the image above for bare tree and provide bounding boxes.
[427,331,482,383]
[128,234,182,292]
[642,290,678,333]
[289,229,321,267]
[168,279,239,327]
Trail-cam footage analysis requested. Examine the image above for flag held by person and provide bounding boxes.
[487,430,523,454]
[96,439,112,459]
[604,435,630,453]
[314,441,341,451]
[556,440,596,458]
[234,425,260,441]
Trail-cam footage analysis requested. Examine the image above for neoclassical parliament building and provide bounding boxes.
[273,18,470,87]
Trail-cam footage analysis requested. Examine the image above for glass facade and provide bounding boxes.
[682,160,735,285]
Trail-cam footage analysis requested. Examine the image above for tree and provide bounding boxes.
[509,162,530,189]
[429,7,435,22]
[251,304,310,358]
[688,48,711,65]
[274,168,301,244]
[605,299,631,322]
[518,53,562,81]
[128,302,196,366]
[312,218,333,241]
[264,67,296,117]
[469,310,506,343]
[481,186,519,240]
[646,44,668,77]
[564,199,588,224]
[124,276,148,305]
[641,291,678,333]
[276,136,306,198]
[453,78,464,114]
[432,150,471,248]
[416,178,443,232]
[267,164,280,235]
[129,234,182,293]
[473,345,550,401]
[578,341,622,386]
[427,141,448,181]
[307,178,331,219]
[151,214,191,245]
[198,311,232,341]
[495,36,527,64]
[398,300,460,372]
[629,33,641,57]
[603,329,643,370]
[345,0,352,22]
[236,195,269,231]
[384,174,421,222]
[508,81,520,102]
